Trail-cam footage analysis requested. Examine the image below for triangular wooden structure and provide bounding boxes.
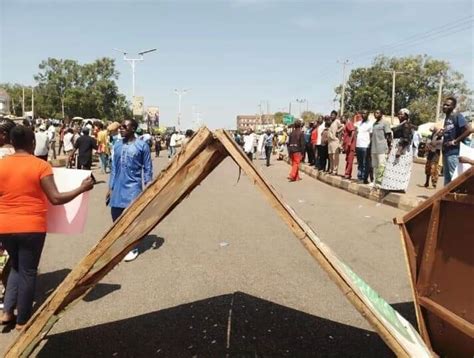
[6,128,432,357]
[395,166,474,357]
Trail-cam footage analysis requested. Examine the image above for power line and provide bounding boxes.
[350,16,473,60]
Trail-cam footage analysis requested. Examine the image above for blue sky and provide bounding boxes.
[0,0,472,129]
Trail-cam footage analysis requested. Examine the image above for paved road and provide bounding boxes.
[0,154,417,357]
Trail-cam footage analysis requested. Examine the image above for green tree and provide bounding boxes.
[26,57,130,120]
[301,111,318,123]
[335,55,472,124]
[273,111,289,124]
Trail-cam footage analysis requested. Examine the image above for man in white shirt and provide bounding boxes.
[34,125,50,161]
[47,122,57,160]
[355,110,373,183]
[63,128,74,154]
[243,129,256,161]
[169,131,178,158]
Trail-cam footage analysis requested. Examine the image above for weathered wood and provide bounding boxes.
[397,166,474,224]
[416,200,441,297]
[5,128,224,358]
[214,130,421,358]
[399,227,432,348]
[442,193,474,205]
[419,296,474,338]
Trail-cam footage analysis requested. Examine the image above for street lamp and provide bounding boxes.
[174,88,189,128]
[113,48,157,97]
[296,98,307,117]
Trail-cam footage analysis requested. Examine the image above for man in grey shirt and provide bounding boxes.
[370,109,392,186]
[34,124,50,161]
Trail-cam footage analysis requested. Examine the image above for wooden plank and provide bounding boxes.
[5,128,225,358]
[416,200,441,297]
[442,193,474,205]
[419,296,474,338]
[397,166,474,224]
[214,130,431,358]
[399,226,432,348]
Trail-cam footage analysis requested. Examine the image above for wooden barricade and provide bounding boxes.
[395,166,474,357]
[6,128,433,357]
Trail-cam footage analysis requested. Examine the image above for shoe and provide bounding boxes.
[124,249,139,262]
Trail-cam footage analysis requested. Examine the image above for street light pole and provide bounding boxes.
[337,59,350,116]
[435,74,444,123]
[296,98,306,117]
[113,48,157,97]
[384,70,406,123]
[174,89,188,128]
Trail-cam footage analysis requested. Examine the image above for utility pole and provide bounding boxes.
[338,59,350,116]
[435,74,444,123]
[296,98,306,117]
[113,48,157,98]
[22,87,25,117]
[384,70,406,123]
[174,89,188,128]
[31,87,34,119]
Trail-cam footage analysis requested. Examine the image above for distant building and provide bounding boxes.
[0,88,10,115]
[236,114,274,131]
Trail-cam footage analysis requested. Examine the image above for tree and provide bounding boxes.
[273,111,289,124]
[335,55,473,124]
[1,57,133,120]
[301,111,318,123]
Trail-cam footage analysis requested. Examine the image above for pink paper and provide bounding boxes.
[47,168,91,234]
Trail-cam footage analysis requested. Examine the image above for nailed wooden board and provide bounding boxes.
[7,128,432,357]
[5,128,225,357]
[214,130,432,358]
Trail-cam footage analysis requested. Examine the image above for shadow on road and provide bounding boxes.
[38,292,397,357]
[137,234,164,255]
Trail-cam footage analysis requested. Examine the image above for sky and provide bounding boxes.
[0,0,472,129]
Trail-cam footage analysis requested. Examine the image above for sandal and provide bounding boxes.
[1,314,16,325]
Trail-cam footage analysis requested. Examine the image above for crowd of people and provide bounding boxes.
[237,96,472,191]
[0,95,472,333]
[0,116,193,331]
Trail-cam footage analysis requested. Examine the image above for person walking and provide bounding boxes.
[262,129,274,167]
[70,128,98,170]
[421,126,443,189]
[154,133,162,157]
[370,109,392,187]
[57,123,67,156]
[96,122,110,174]
[0,125,93,330]
[243,129,256,162]
[441,96,471,184]
[107,119,153,262]
[47,121,57,160]
[287,121,306,181]
[355,110,372,183]
[34,124,50,161]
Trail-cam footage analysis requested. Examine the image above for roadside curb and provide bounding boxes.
[284,156,424,211]
[50,158,67,167]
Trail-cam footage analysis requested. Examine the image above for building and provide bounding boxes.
[0,88,10,115]
[236,114,274,131]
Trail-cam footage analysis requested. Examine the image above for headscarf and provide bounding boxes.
[399,108,410,116]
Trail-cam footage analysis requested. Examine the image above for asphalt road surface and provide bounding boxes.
[0,154,417,357]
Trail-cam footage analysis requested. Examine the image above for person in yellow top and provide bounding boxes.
[96,122,110,174]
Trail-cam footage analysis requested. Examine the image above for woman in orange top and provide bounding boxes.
[0,126,94,330]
